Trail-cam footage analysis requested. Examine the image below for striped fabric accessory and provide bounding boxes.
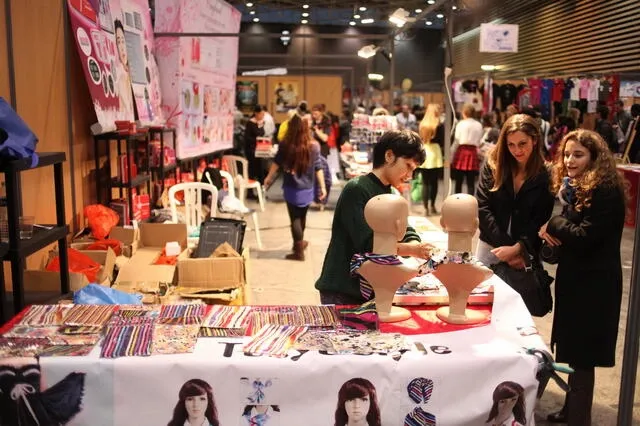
[64,305,115,327]
[250,306,340,333]
[204,305,252,328]
[199,327,245,338]
[100,321,154,358]
[20,305,70,326]
[404,407,436,426]
[59,325,103,335]
[350,253,404,301]
[38,345,94,357]
[157,304,205,325]
[243,324,307,358]
[407,377,434,404]
[296,305,339,327]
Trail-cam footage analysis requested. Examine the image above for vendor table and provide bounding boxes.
[617,164,640,227]
[0,226,549,426]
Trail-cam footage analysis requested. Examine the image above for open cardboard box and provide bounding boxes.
[71,226,139,257]
[114,223,188,285]
[177,247,250,290]
[25,247,117,293]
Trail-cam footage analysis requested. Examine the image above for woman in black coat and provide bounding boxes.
[539,129,625,425]
[476,114,555,270]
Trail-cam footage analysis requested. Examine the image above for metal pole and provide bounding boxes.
[389,38,395,109]
[443,2,454,197]
[4,0,16,109]
[62,0,78,232]
[617,183,640,426]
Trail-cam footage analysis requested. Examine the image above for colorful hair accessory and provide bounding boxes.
[407,377,434,404]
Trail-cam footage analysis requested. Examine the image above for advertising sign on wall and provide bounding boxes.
[155,0,241,159]
[236,81,259,115]
[479,23,519,53]
[67,0,164,131]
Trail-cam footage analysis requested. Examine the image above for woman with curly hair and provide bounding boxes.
[538,129,626,425]
[334,378,381,426]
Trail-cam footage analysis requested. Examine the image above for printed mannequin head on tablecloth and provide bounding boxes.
[168,379,219,426]
[334,378,381,426]
[485,381,526,426]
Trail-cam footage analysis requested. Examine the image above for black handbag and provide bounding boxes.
[490,239,554,317]
[540,240,560,264]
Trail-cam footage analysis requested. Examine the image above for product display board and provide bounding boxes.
[0,279,546,425]
[154,0,241,159]
[67,0,164,131]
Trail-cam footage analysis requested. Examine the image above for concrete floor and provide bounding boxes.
[242,182,640,426]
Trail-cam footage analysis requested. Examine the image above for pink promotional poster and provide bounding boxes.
[67,0,164,131]
[155,0,241,159]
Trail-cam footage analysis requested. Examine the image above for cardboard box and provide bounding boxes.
[71,226,138,257]
[177,247,249,290]
[115,223,188,285]
[177,286,244,305]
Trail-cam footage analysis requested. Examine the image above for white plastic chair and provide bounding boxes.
[206,170,262,250]
[222,155,265,211]
[168,182,218,241]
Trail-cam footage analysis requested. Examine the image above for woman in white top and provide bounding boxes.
[452,104,484,195]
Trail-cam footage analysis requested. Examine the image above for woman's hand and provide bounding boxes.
[318,186,327,201]
[491,244,521,262]
[507,254,526,270]
[539,222,562,247]
[398,242,434,259]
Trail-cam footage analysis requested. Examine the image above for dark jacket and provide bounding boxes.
[595,119,617,153]
[547,185,624,367]
[476,163,555,255]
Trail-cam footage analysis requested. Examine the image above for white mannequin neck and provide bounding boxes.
[447,231,473,252]
[371,232,398,255]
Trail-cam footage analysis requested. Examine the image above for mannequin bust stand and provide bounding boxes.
[434,194,493,325]
[352,194,423,323]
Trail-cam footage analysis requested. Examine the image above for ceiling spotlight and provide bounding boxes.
[415,9,422,13]
[425,20,433,25]
[301,19,308,24]
[452,5,458,9]
[359,6,367,11]
[357,44,378,58]
[303,4,309,8]
[282,30,290,34]
[249,10,255,15]
[389,8,415,27]
[481,64,498,71]
[361,18,374,24]
[302,12,309,17]
[436,13,444,18]
[354,14,361,19]
[253,17,259,22]
[368,73,384,81]
[246,2,253,6]
[427,0,435,4]
[349,21,356,26]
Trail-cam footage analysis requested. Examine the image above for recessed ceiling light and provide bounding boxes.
[349,21,356,26]
[282,30,290,34]
[359,6,367,11]
[452,5,457,9]
[425,20,433,25]
[253,17,259,22]
[436,13,444,18]
[246,2,253,7]
[361,18,374,24]
[302,4,309,8]
[415,9,422,13]
[354,14,361,19]
[427,0,435,3]
[302,12,309,17]
[249,10,255,15]
[301,19,308,24]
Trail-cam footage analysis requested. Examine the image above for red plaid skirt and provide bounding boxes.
[452,145,480,171]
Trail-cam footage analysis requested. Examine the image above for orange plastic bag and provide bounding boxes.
[85,239,122,256]
[84,204,119,240]
[46,248,101,283]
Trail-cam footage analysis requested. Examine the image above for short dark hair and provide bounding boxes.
[597,105,609,120]
[372,130,425,168]
[252,105,263,114]
[631,104,640,117]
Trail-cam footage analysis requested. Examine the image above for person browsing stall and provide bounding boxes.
[538,130,625,425]
[315,130,432,305]
[475,114,555,269]
[264,114,326,261]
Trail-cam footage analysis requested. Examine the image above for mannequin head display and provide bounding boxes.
[434,194,493,325]
[352,194,420,323]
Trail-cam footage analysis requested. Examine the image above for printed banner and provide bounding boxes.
[155,0,241,159]
[67,0,164,130]
[479,23,519,53]
[236,81,259,115]
[274,81,299,112]
[620,81,640,98]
